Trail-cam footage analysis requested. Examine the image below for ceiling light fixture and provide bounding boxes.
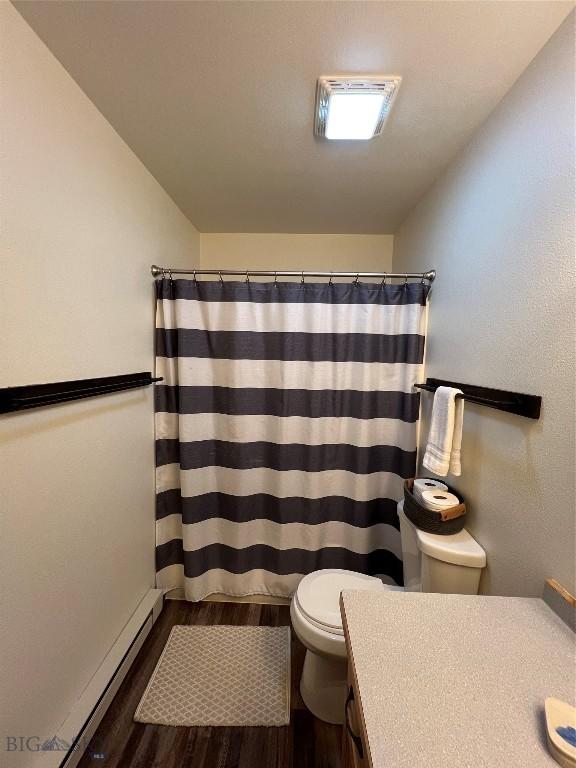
[315,76,402,141]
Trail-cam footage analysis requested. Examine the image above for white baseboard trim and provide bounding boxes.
[37,588,164,768]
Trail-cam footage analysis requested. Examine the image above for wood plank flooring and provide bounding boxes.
[77,600,343,768]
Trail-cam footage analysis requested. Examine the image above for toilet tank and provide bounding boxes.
[398,501,423,591]
[397,500,486,594]
[421,552,484,594]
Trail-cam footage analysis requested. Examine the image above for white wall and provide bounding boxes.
[200,233,393,279]
[0,5,199,764]
[393,14,575,597]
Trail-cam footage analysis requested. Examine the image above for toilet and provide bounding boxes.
[290,499,487,724]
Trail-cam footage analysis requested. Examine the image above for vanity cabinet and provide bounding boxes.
[339,589,575,768]
[342,669,369,768]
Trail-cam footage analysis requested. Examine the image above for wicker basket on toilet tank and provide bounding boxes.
[403,478,467,535]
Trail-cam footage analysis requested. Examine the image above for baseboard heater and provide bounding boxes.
[38,589,164,768]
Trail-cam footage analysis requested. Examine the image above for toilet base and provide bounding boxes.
[299,648,348,725]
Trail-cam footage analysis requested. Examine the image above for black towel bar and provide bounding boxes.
[414,378,541,419]
[0,372,162,414]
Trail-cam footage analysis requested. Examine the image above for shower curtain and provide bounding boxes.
[154,277,429,601]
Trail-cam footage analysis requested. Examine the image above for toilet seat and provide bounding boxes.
[290,569,389,721]
[295,569,386,635]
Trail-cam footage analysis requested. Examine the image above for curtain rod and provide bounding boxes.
[150,265,436,282]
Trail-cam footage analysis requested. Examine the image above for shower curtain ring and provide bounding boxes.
[193,269,197,283]
[381,273,387,286]
[354,273,360,285]
[301,271,305,284]
[219,270,224,283]
[329,272,333,285]
[274,271,278,286]
[245,269,250,283]
[404,275,409,285]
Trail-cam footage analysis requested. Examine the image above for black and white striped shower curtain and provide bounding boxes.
[154,278,429,601]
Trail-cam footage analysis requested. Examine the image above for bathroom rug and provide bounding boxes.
[134,624,290,726]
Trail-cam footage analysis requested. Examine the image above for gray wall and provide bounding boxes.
[200,233,394,278]
[1,5,198,765]
[393,14,575,597]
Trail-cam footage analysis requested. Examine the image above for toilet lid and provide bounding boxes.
[416,527,487,567]
[296,569,385,631]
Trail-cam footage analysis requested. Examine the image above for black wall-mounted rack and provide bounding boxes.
[414,377,541,419]
[0,372,162,414]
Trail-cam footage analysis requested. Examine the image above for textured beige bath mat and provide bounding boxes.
[134,625,291,726]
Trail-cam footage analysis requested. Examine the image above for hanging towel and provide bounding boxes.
[422,386,464,477]
[448,390,464,476]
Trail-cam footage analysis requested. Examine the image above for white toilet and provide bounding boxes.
[290,499,487,724]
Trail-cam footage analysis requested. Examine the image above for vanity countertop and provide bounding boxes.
[340,590,575,768]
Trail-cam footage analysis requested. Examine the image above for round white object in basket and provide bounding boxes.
[413,478,448,504]
[420,489,460,511]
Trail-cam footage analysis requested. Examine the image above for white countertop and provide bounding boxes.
[340,590,575,768]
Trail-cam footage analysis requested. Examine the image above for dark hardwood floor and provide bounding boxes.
[77,600,343,768]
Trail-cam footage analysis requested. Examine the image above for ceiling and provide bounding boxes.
[14,1,573,234]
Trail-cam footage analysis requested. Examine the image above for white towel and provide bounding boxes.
[448,391,464,476]
[422,386,464,477]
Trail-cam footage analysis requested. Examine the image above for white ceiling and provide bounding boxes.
[14,1,573,234]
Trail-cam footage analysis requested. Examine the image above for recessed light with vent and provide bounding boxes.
[315,76,402,141]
